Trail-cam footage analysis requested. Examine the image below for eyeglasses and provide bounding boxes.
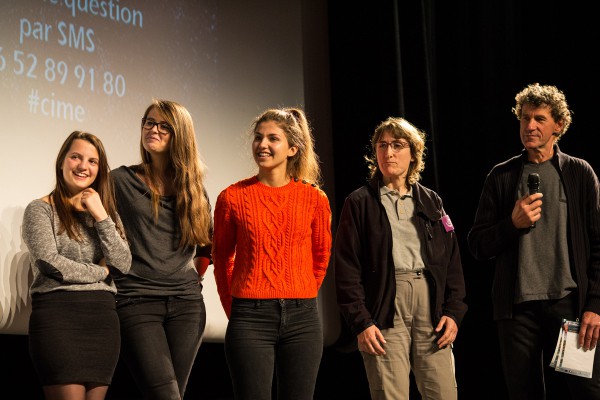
[142,118,173,134]
[377,141,410,153]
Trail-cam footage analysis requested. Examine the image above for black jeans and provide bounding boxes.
[116,296,206,400]
[225,297,323,400]
[497,292,600,400]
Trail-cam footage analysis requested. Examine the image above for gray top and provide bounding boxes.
[22,199,132,295]
[516,161,575,302]
[111,165,204,299]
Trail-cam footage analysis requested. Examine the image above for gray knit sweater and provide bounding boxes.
[22,199,132,295]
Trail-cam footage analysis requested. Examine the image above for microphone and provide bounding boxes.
[527,173,540,228]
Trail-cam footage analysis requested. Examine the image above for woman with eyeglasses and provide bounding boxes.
[110,99,213,400]
[22,131,131,400]
[333,117,467,400]
[212,107,332,400]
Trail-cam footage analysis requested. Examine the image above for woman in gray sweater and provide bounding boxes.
[22,131,131,400]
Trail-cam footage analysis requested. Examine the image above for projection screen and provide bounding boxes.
[0,0,339,343]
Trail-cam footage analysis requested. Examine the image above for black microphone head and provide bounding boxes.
[527,173,540,193]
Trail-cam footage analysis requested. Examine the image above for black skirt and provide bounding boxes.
[28,290,120,385]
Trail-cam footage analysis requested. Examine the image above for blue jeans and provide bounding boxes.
[225,297,323,400]
[116,296,206,400]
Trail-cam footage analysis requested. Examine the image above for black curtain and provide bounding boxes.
[328,1,599,398]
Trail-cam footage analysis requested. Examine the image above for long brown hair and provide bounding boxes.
[138,99,212,247]
[51,130,124,240]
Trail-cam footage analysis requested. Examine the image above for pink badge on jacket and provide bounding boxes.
[441,215,454,232]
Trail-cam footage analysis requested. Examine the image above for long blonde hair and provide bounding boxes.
[138,99,212,247]
[250,107,322,186]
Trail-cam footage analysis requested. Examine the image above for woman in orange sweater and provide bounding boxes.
[212,107,332,400]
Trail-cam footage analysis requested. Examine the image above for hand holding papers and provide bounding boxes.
[551,319,596,378]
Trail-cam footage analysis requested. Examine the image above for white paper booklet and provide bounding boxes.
[550,319,595,378]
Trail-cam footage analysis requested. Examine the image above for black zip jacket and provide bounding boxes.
[334,177,467,336]
[467,145,600,320]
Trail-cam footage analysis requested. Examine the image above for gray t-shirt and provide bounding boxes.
[516,161,575,303]
[111,165,204,299]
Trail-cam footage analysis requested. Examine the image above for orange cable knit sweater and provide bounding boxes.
[212,176,332,318]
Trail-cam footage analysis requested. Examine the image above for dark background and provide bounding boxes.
[4,1,599,399]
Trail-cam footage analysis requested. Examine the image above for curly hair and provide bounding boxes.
[365,117,426,185]
[512,83,573,140]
